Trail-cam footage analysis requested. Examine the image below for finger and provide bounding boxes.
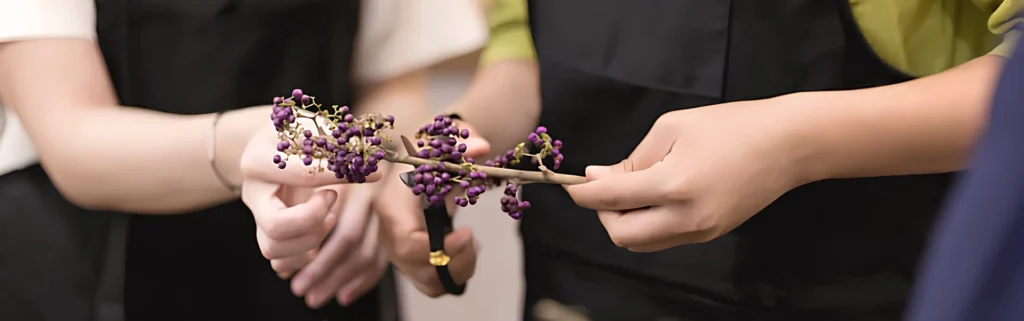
[405,228,477,289]
[303,264,347,308]
[597,205,709,252]
[254,189,338,240]
[336,252,388,306]
[566,161,671,211]
[303,217,385,305]
[291,192,375,295]
[256,227,329,260]
[269,249,317,277]
[559,118,673,187]
[444,229,478,285]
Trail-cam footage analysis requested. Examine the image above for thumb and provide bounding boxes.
[583,161,632,181]
[566,159,665,211]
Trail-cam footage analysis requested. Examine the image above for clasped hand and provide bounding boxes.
[239,125,389,308]
[566,99,813,252]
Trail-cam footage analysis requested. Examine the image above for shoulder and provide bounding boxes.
[0,0,97,43]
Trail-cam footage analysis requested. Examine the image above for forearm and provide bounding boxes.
[786,54,1005,182]
[0,38,266,213]
[43,106,266,213]
[448,59,540,155]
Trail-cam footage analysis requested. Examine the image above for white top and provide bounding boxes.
[0,0,487,176]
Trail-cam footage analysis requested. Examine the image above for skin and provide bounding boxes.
[565,54,1005,252]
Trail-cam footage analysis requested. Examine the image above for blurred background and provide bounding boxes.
[396,52,525,321]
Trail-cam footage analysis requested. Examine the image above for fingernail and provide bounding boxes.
[585,166,612,179]
[339,293,351,306]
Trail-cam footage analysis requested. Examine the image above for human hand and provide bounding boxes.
[376,120,491,297]
[239,125,382,283]
[287,168,391,308]
[564,98,812,252]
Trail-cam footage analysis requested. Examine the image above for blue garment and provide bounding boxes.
[904,38,1024,320]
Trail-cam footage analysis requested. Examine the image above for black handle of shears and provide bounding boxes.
[424,203,466,295]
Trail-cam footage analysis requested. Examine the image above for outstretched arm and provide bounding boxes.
[792,1,1022,181]
[0,38,269,214]
[788,54,1006,182]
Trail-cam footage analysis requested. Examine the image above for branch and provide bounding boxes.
[391,135,586,185]
[384,151,586,185]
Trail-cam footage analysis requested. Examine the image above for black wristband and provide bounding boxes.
[424,202,467,295]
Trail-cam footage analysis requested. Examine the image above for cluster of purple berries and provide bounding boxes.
[499,184,531,220]
[407,116,564,220]
[408,115,489,207]
[527,127,564,170]
[271,89,395,183]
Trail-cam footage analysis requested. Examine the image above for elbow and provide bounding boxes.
[36,145,122,211]
[43,165,117,211]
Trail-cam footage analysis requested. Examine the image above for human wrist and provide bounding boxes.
[762,93,833,187]
[213,105,272,189]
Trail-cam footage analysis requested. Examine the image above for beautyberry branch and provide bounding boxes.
[271,89,586,219]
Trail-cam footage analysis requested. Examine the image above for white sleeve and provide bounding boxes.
[0,0,97,43]
[353,0,488,86]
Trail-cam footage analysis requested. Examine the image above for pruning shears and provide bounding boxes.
[399,170,467,295]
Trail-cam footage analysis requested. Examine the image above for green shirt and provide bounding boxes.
[481,0,1022,77]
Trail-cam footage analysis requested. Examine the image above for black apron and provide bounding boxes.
[520,1,951,320]
[1,0,393,320]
